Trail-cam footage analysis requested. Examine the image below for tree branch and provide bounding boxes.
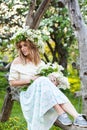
[29,0,51,29]
[54,119,87,130]
[0,63,11,71]
[58,0,70,7]
[25,0,36,26]
[44,53,50,62]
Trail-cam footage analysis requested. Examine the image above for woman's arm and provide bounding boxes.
[9,75,39,87]
[9,57,40,87]
[9,79,30,87]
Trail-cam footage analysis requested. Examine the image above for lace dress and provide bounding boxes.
[9,62,70,130]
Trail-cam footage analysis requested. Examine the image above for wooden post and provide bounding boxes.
[0,87,14,122]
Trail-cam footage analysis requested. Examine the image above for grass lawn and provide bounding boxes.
[0,72,82,130]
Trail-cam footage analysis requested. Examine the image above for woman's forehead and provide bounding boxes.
[19,41,28,45]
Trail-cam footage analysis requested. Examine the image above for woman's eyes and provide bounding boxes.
[19,44,27,48]
[24,44,27,47]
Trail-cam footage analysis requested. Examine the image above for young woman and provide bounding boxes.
[9,35,87,130]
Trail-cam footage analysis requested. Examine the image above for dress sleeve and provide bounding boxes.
[8,63,20,81]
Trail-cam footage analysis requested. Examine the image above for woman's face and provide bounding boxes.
[19,41,30,56]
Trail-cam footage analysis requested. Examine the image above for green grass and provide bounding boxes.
[0,90,27,130]
[0,71,8,89]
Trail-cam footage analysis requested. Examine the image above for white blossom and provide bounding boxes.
[37,62,70,90]
[10,28,50,53]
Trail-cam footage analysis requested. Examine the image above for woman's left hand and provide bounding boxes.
[48,74,59,86]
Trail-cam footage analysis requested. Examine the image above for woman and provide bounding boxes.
[9,30,87,130]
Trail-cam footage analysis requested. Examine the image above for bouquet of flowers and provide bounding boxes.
[36,62,70,90]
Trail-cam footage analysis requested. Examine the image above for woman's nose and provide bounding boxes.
[21,46,25,50]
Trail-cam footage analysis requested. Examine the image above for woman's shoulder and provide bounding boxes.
[12,57,22,65]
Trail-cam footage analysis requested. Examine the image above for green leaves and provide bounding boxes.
[11,34,26,44]
[38,66,58,76]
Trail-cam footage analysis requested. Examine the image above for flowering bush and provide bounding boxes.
[10,27,50,53]
[37,62,70,90]
[0,117,26,130]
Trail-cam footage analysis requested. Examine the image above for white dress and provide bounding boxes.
[9,61,70,130]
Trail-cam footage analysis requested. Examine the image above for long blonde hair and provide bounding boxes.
[16,40,41,65]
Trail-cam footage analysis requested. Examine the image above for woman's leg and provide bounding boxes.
[60,102,79,119]
[53,104,65,115]
[53,103,72,125]
[53,103,87,127]
[54,102,79,119]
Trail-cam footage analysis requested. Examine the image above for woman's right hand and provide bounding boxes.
[31,75,40,81]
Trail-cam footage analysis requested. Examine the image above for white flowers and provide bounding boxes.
[37,62,70,90]
[50,72,70,90]
[10,27,50,53]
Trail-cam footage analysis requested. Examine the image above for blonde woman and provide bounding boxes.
[9,29,87,130]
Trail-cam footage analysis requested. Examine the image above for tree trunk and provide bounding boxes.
[26,0,51,29]
[25,0,36,26]
[67,0,87,115]
[55,0,87,129]
[54,120,87,130]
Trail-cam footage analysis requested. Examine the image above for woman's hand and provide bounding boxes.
[31,75,40,81]
[48,74,59,86]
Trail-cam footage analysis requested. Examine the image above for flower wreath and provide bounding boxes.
[10,27,50,53]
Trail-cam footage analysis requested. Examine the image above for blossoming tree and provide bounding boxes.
[0,0,87,130]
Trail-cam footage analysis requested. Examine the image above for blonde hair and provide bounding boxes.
[16,40,41,65]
